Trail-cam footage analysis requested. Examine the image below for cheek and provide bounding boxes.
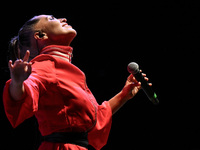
[45,22,77,39]
[51,26,77,36]
[46,22,63,34]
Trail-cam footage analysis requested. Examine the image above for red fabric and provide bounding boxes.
[3,45,112,150]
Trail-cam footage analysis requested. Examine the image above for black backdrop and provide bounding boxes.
[0,1,199,149]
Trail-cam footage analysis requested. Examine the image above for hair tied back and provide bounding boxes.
[9,36,20,61]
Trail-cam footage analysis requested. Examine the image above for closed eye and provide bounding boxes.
[49,15,56,20]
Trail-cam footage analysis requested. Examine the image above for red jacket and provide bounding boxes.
[3,45,112,150]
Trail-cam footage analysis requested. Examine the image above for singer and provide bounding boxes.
[3,15,150,150]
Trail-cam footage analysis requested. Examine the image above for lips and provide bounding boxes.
[62,23,68,27]
[62,24,72,28]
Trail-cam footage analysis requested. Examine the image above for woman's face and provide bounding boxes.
[34,15,77,44]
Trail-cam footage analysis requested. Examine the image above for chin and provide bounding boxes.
[71,29,77,36]
[66,28,77,37]
[64,30,77,45]
[66,26,77,34]
[69,29,77,38]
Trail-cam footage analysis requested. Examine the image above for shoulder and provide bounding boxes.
[31,54,56,73]
[30,54,57,83]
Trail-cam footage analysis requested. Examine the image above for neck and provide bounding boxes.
[40,45,73,62]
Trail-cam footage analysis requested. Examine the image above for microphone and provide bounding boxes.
[127,62,159,105]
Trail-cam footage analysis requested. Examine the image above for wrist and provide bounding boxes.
[9,80,25,101]
[10,79,23,87]
[120,88,133,101]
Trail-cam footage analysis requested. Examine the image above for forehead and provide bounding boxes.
[34,14,52,21]
[33,15,53,29]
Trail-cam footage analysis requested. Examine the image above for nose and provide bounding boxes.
[59,18,67,23]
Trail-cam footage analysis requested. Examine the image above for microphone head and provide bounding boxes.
[127,62,140,74]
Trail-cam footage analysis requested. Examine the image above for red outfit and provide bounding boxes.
[3,45,112,150]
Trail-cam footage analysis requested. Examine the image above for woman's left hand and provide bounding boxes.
[121,71,152,101]
[108,71,152,114]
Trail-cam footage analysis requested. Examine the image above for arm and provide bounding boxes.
[8,50,32,101]
[108,73,151,115]
[4,50,45,127]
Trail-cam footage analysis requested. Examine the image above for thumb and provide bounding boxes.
[8,60,13,70]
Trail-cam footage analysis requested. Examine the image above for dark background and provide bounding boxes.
[0,1,199,149]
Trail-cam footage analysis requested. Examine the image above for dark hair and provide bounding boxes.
[9,16,40,62]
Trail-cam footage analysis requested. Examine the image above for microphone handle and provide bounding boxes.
[134,72,159,105]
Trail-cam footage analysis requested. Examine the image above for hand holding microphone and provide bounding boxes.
[127,62,159,105]
[106,62,159,114]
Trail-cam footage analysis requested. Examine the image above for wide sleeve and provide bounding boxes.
[3,59,55,128]
[3,76,42,128]
[88,101,112,150]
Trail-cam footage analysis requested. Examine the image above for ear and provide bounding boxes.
[34,31,48,40]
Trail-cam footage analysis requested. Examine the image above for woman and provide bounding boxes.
[3,15,150,150]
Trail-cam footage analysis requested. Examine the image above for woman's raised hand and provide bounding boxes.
[8,50,32,85]
[121,71,152,101]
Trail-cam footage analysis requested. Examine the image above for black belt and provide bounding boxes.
[42,132,88,148]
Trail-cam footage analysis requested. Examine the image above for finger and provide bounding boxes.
[23,50,30,62]
[130,81,141,87]
[142,73,146,77]
[144,77,149,81]
[8,60,13,70]
[128,74,140,84]
[131,76,139,83]
[132,76,139,83]
[27,63,32,74]
[127,74,134,81]
[138,82,142,89]
[149,83,152,86]
[15,59,23,65]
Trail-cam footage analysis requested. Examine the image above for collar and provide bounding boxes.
[40,45,73,62]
